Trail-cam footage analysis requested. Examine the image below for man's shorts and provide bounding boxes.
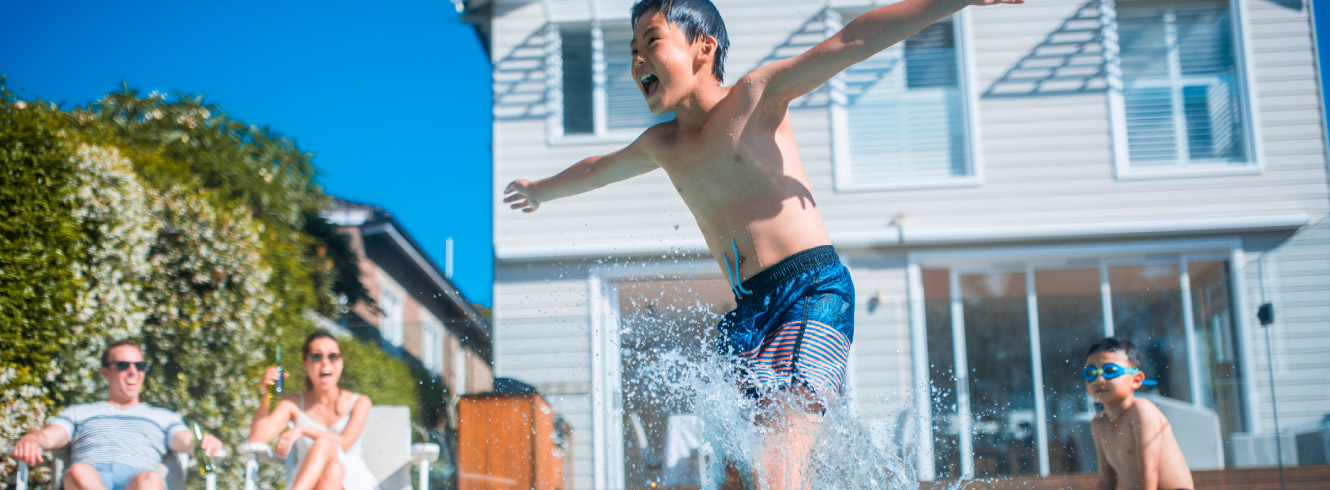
[716,245,855,399]
[90,462,155,490]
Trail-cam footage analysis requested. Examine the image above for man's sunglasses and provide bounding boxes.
[1083,363,1158,386]
[307,353,342,363]
[107,361,149,372]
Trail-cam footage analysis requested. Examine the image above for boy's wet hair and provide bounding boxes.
[1086,337,1142,367]
[631,0,730,83]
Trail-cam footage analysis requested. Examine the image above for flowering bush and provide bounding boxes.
[54,144,158,401]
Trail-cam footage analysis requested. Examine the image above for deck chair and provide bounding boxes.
[1138,393,1224,470]
[4,445,219,490]
[237,405,441,490]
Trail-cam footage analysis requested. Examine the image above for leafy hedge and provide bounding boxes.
[1,83,440,488]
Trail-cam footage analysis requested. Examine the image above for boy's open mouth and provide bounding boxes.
[639,73,659,97]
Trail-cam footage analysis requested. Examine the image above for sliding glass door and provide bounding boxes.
[919,250,1246,476]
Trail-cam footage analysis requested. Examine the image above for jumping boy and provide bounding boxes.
[504,0,1021,486]
[1084,338,1194,490]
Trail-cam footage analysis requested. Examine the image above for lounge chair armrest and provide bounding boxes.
[411,443,440,464]
[236,442,279,463]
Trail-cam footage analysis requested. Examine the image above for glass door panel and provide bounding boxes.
[1189,260,1245,436]
[922,269,961,478]
[960,272,1037,476]
[1033,268,1105,474]
[1109,264,1190,402]
[617,277,729,489]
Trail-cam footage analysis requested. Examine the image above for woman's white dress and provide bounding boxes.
[286,393,380,490]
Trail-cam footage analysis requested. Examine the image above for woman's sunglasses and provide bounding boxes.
[1083,363,1158,386]
[107,361,149,372]
[307,352,342,363]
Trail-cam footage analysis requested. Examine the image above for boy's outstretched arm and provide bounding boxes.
[503,135,658,212]
[755,0,1022,104]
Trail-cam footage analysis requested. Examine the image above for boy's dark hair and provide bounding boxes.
[101,339,141,367]
[631,0,730,83]
[1086,337,1142,367]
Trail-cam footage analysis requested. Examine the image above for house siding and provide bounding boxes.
[490,0,1329,485]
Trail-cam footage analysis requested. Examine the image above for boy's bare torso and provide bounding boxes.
[1093,399,1194,490]
[639,80,831,282]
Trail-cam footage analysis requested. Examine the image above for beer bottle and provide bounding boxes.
[272,344,284,399]
[189,421,214,475]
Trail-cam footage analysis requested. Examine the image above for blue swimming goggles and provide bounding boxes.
[1083,363,1158,386]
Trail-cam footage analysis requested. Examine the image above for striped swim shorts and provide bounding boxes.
[716,245,855,399]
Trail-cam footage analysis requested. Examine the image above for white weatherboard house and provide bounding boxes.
[479,0,1330,487]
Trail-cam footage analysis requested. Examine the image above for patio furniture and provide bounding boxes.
[237,405,441,490]
[4,444,220,490]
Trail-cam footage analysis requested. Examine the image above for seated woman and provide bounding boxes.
[248,331,379,490]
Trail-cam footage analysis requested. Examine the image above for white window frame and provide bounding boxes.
[906,237,1256,480]
[1102,0,1264,180]
[379,285,405,348]
[421,317,444,373]
[453,345,468,396]
[546,20,666,146]
[829,8,983,192]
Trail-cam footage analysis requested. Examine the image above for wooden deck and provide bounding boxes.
[918,465,1330,489]
[637,465,1330,489]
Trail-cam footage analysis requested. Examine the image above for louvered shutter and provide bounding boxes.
[1118,1,1246,167]
[603,26,673,130]
[561,26,595,135]
[845,20,967,185]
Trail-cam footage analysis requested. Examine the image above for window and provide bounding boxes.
[421,317,443,373]
[551,22,673,141]
[1110,0,1255,175]
[831,12,976,191]
[379,288,403,347]
[917,250,1246,477]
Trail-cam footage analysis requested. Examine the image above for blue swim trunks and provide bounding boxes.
[716,245,855,399]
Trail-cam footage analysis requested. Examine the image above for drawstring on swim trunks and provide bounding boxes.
[723,238,754,299]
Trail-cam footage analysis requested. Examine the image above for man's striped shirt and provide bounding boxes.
[49,402,188,471]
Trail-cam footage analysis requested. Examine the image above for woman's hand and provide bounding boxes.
[257,366,287,398]
[273,427,303,458]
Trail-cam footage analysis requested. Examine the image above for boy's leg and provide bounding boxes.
[752,384,822,490]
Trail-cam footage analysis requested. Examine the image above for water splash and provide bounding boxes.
[630,349,964,490]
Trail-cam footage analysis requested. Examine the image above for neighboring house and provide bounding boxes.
[478,0,1329,488]
[326,198,494,403]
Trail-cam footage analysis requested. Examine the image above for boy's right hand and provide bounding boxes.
[504,180,541,213]
[258,366,287,396]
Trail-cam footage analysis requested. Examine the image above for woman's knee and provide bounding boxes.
[308,438,338,457]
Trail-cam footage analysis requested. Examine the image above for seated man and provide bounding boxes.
[10,340,222,490]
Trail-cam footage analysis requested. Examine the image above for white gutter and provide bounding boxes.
[495,212,1310,261]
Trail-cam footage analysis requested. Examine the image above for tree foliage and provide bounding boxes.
[1,82,435,488]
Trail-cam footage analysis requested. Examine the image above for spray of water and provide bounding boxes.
[632,349,978,490]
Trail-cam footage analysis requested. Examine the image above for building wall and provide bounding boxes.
[491,0,1329,485]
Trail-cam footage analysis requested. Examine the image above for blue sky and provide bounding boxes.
[4,2,1330,308]
[0,0,494,306]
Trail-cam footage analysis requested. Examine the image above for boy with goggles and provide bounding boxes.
[1085,337,1193,490]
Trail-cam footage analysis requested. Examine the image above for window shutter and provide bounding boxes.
[845,20,966,184]
[603,27,673,130]
[1118,1,1245,166]
[561,26,595,135]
